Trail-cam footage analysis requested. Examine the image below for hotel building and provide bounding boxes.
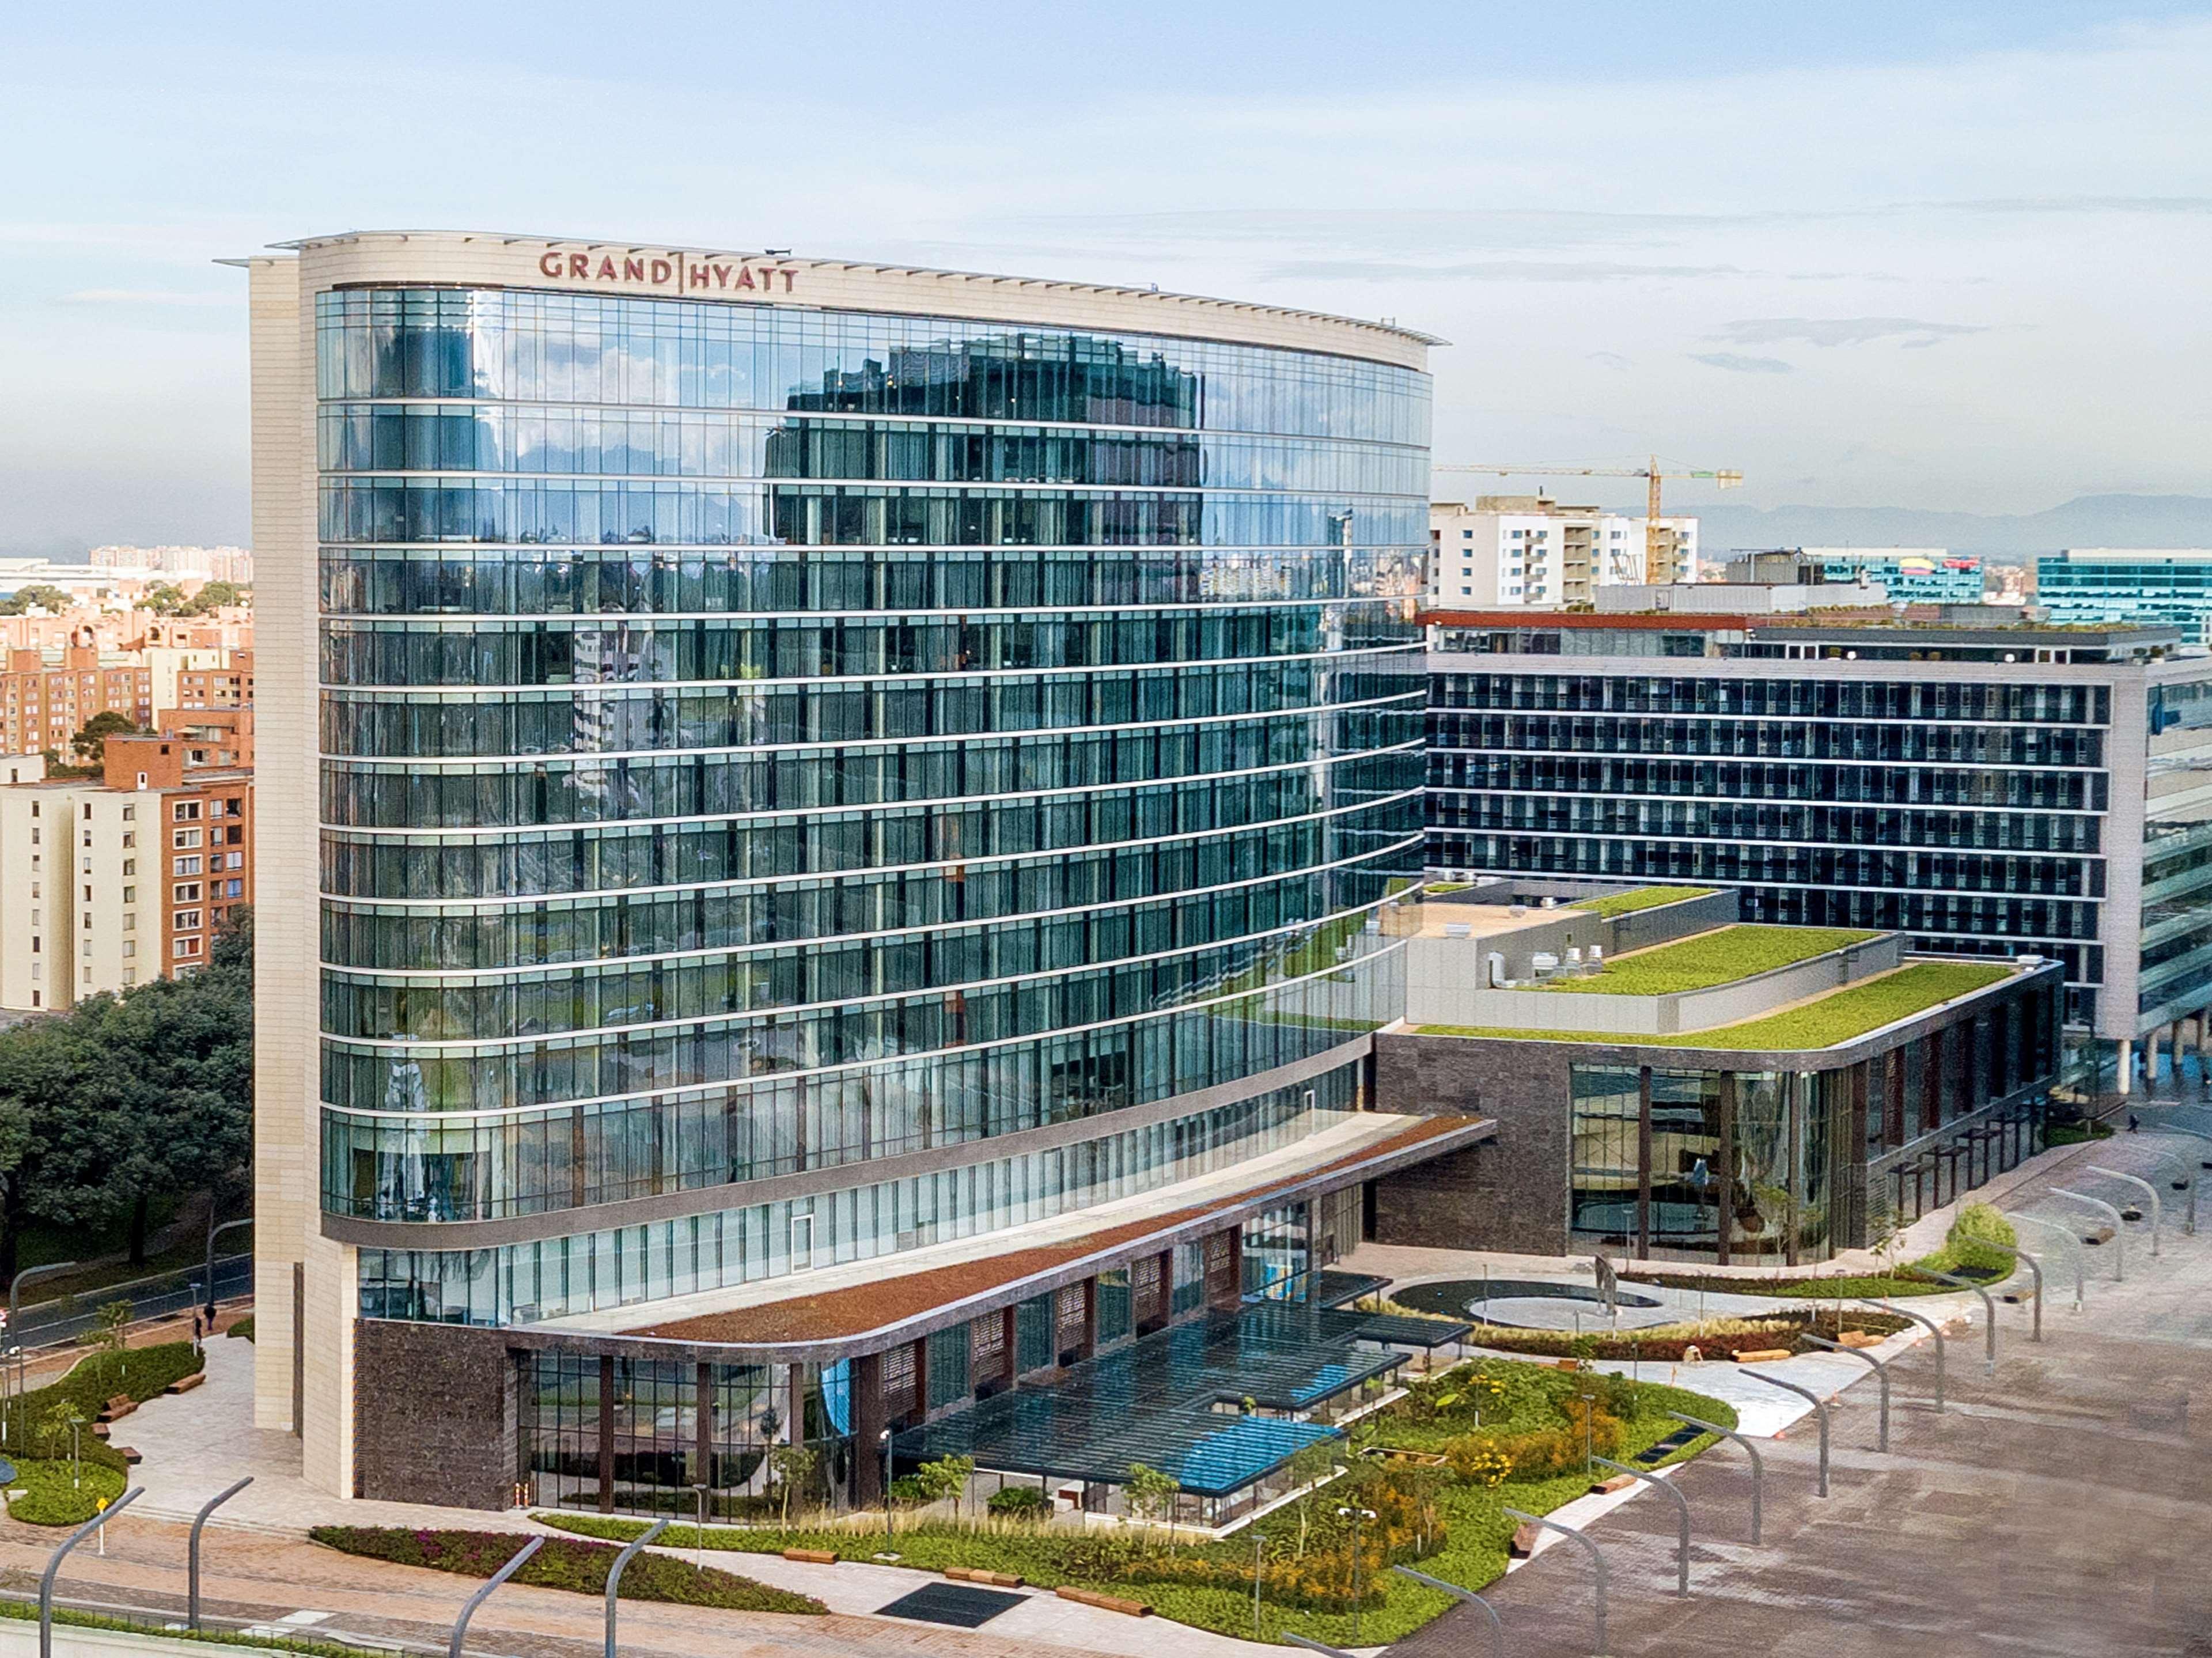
[238,230,1479,1515]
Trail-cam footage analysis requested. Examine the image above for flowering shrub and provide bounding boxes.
[308,1528,824,1614]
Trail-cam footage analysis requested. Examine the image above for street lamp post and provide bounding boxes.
[1336,1505,1376,1645]
[187,1476,252,1630]
[604,1517,669,1658]
[7,1262,77,1445]
[1667,1411,1762,1543]
[2051,1189,2127,1281]
[879,1428,894,1554]
[1801,1333,1892,1451]
[1392,1565,1504,1658]
[2089,1167,2164,1256]
[1978,1239,2044,1342]
[1857,1299,1945,1410]
[204,1218,252,1324]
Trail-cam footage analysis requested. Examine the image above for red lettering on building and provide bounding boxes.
[545,249,795,297]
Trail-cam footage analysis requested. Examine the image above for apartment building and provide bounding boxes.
[1429,497,1698,605]
[0,737,252,1012]
[0,645,154,758]
[160,649,255,767]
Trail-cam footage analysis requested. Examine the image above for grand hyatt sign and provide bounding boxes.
[536,249,797,296]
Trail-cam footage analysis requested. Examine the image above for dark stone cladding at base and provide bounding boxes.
[354,1319,517,1508]
[1369,1033,1569,1255]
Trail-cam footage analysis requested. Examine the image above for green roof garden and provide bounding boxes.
[1568,885,1716,919]
[1540,923,1878,996]
[1421,962,2014,1050]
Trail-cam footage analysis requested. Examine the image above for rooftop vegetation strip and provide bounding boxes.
[1536,924,1880,995]
[1420,962,2015,1050]
[1566,886,1717,919]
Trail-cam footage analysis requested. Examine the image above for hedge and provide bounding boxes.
[308,1527,824,1615]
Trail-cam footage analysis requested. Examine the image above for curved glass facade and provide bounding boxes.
[320,286,1429,1318]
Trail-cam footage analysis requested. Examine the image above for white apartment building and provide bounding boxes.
[1429,496,1698,606]
[0,739,253,1013]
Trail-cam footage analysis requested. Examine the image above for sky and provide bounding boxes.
[5,0,2211,552]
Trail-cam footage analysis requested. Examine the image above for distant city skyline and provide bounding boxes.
[6,1,2211,551]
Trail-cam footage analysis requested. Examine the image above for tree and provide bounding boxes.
[142,583,189,616]
[1124,1462,1181,1547]
[766,1444,819,1528]
[0,584,70,616]
[93,1299,131,1380]
[187,581,244,612]
[69,711,139,763]
[0,906,252,1279]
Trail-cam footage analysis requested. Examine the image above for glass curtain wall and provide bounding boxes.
[323,286,1430,1323]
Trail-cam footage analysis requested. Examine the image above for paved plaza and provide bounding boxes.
[1392,1124,2212,1658]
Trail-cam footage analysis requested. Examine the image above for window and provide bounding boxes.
[174,856,202,876]
[173,937,199,958]
[173,801,200,822]
[122,941,134,959]
[173,911,203,931]
[173,883,202,903]
[121,807,133,822]
[172,829,200,849]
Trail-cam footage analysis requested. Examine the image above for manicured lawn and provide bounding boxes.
[1539,924,1877,996]
[1425,961,2013,1049]
[1569,885,1715,918]
[5,1459,125,1526]
[540,1357,1736,1648]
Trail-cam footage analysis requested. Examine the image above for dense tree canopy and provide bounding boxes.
[0,908,252,1278]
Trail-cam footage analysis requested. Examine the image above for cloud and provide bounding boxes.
[1263,260,1743,283]
[57,288,233,307]
[1713,316,1987,347]
[1587,351,1632,372]
[1690,351,1794,374]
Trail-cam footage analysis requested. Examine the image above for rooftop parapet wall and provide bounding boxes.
[1408,930,1907,1036]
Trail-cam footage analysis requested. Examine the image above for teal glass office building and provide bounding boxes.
[2037,549,2212,642]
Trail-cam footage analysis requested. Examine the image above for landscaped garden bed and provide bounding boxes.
[0,1339,206,1521]
[307,1528,825,1615]
[537,1356,1736,1647]
[1621,1203,2021,1300]
[1450,1305,1910,1362]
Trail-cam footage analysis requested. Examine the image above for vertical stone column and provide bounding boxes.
[851,1352,885,1506]
[1635,1067,1654,1260]
[597,1354,616,1513]
[694,1363,713,1497]
[1715,1071,1736,1268]
[2118,1038,2134,1096]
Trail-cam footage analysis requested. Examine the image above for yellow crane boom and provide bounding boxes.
[1434,456,1743,584]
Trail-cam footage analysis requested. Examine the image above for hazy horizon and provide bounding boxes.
[6,1,2210,551]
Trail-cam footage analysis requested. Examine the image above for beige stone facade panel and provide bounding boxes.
[283,230,1435,370]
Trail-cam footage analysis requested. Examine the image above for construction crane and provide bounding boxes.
[1434,457,1743,585]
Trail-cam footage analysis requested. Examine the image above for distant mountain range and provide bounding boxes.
[1694,494,2212,564]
